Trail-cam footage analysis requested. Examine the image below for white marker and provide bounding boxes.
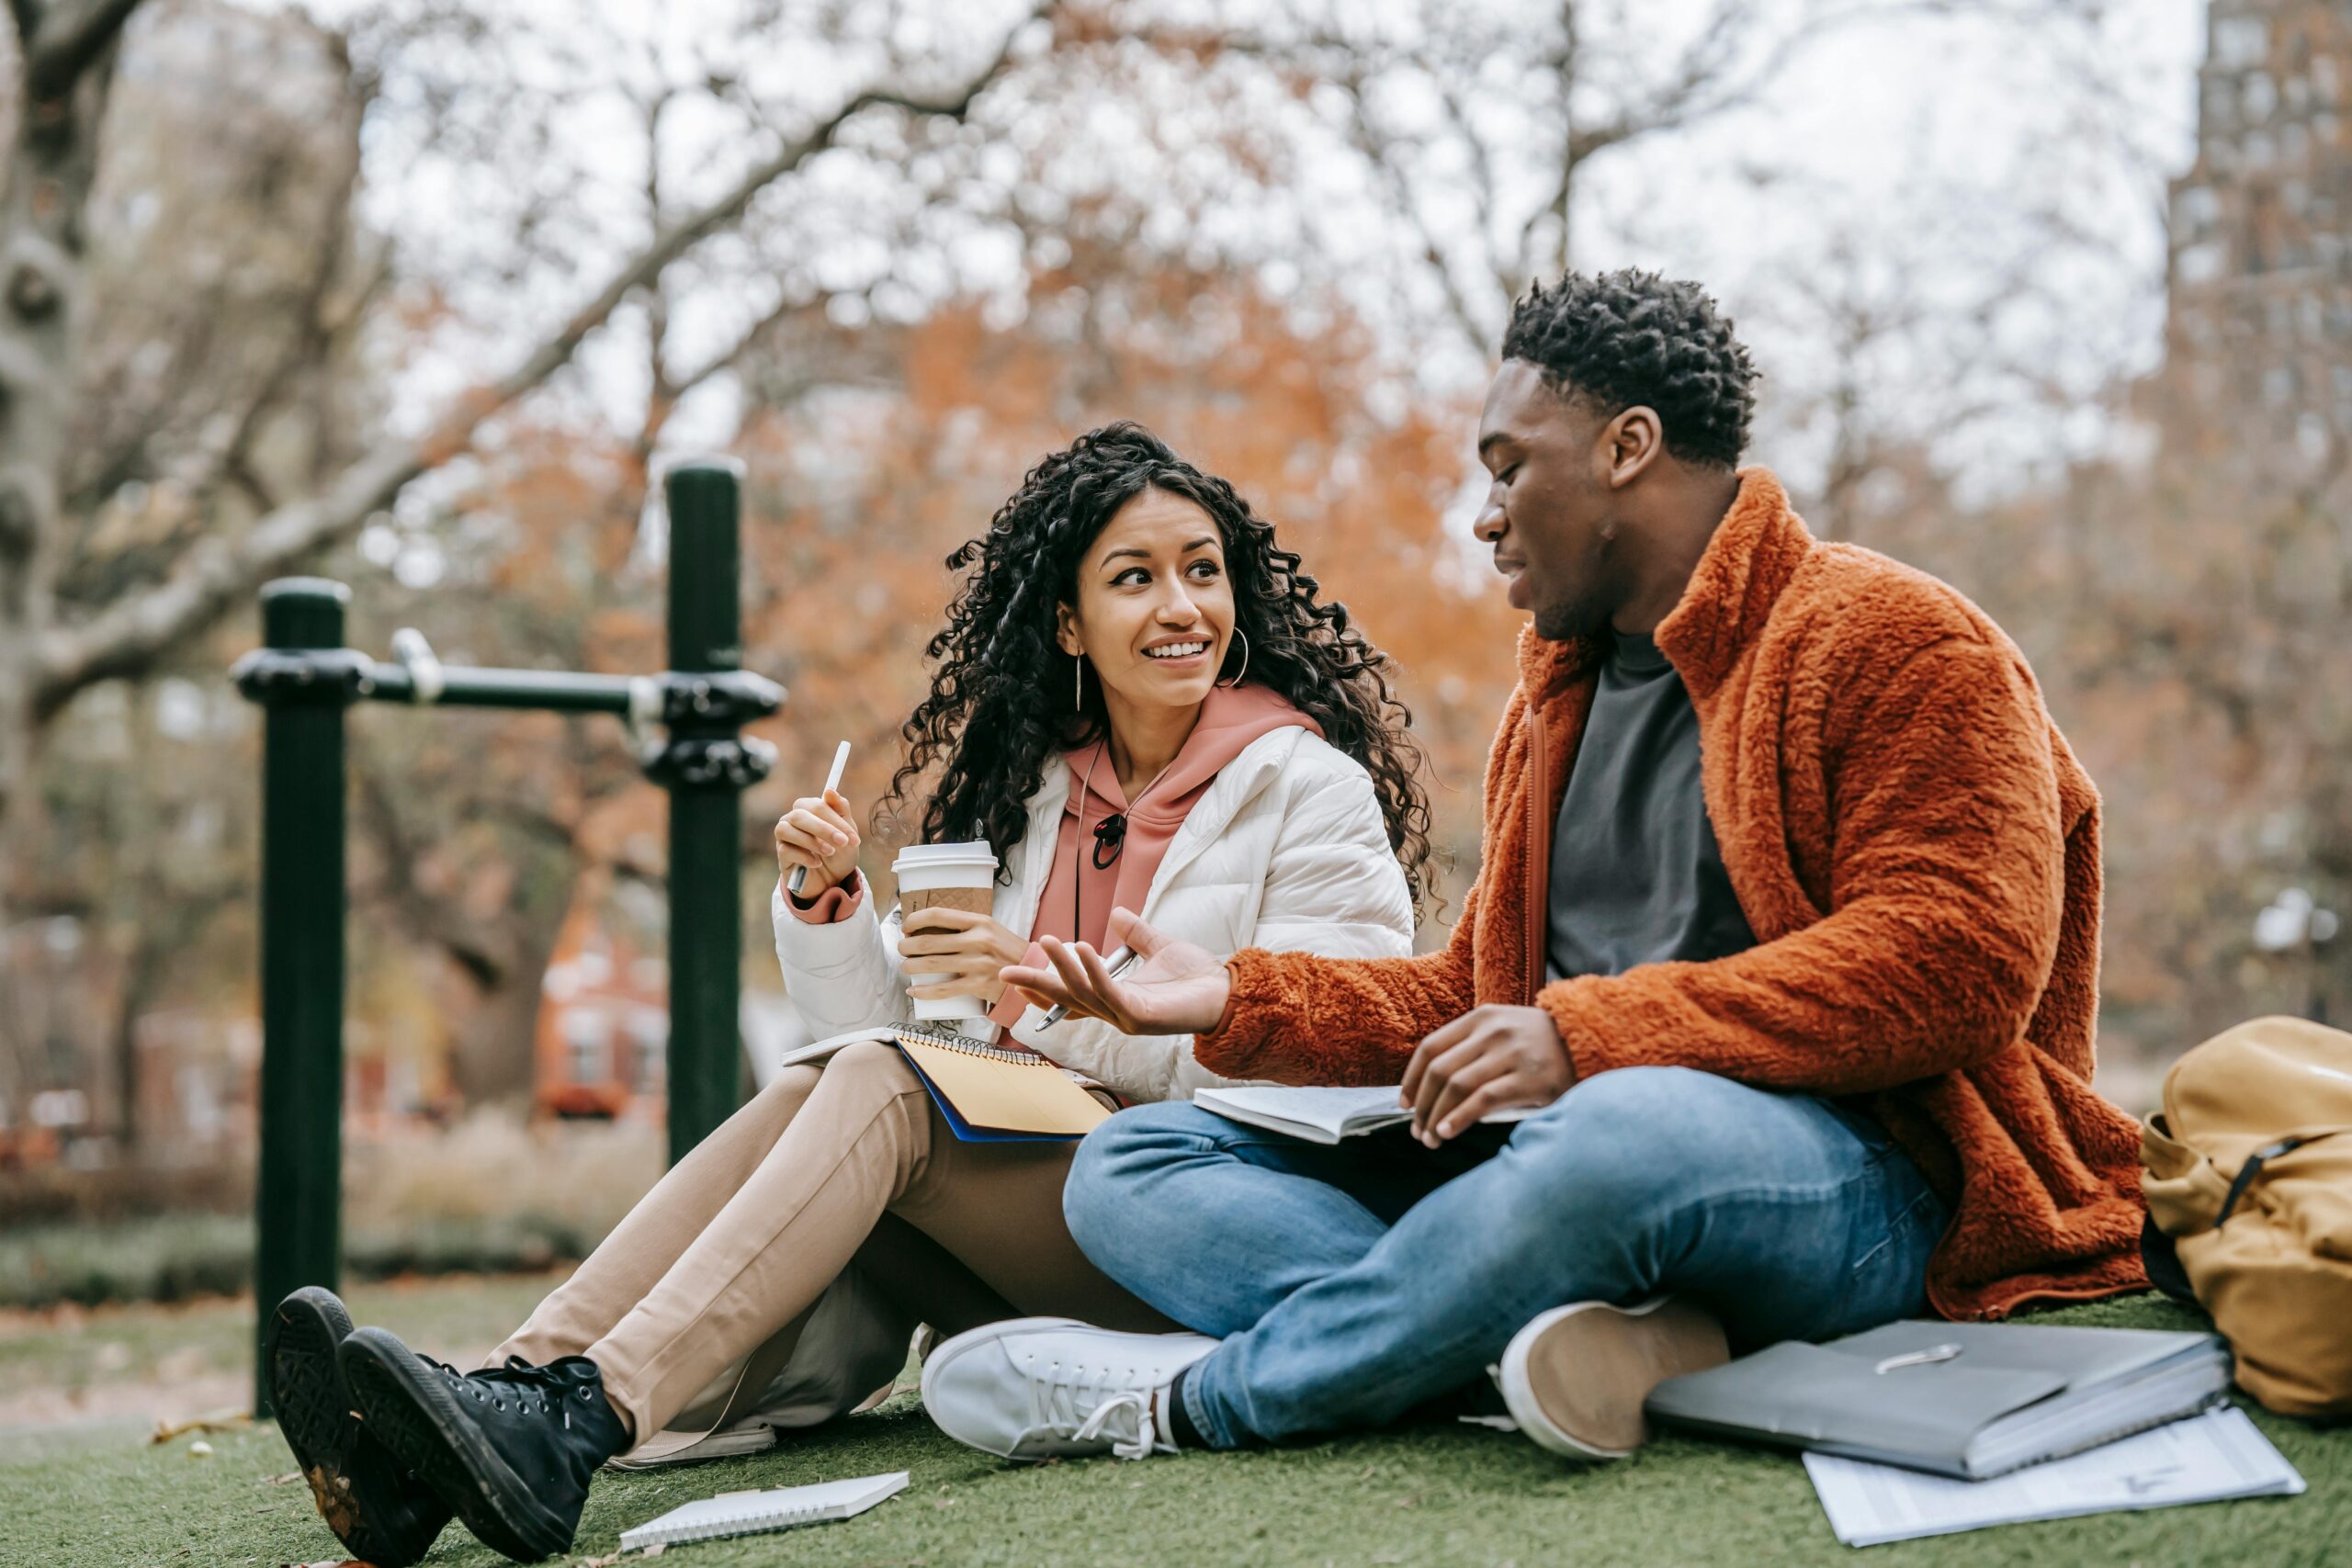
[786,739,853,897]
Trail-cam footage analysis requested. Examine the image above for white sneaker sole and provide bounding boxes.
[1498,1298,1728,1461]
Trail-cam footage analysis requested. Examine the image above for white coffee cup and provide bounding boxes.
[894,841,1001,1023]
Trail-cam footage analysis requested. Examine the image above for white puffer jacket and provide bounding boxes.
[770,726,1414,1103]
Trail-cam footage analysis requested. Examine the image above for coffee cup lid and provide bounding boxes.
[893,840,999,870]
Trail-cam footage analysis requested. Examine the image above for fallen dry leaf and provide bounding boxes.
[152,1408,253,1444]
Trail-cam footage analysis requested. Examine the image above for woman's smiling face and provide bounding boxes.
[1058,487,1235,715]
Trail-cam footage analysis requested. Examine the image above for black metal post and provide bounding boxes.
[229,468,782,1417]
[651,461,766,1161]
[245,578,353,1416]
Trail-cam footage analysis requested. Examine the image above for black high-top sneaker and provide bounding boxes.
[265,1288,452,1567]
[338,1326,630,1563]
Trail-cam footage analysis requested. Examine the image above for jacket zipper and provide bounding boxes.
[1524,705,1549,1004]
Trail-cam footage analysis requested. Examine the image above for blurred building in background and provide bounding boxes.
[2166,0,2352,458]
[534,902,669,1123]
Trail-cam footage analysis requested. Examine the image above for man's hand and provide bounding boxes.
[1400,1005,1576,1146]
[1001,908,1232,1035]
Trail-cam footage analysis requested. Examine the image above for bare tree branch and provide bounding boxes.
[31,5,1047,714]
[65,71,374,549]
[1319,71,1497,351]
[5,0,45,48]
[25,0,144,97]
[669,291,828,397]
[351,757,514,988]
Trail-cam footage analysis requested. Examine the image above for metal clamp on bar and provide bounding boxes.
[624,675,664,764]
[641,733,779,790]
[657,669,786,728]
[390,628,447,705]
[628,674,664,733]
[230,646,379,707]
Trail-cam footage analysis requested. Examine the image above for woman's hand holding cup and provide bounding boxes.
[899,909,1028,1007]
[775,788,859,895]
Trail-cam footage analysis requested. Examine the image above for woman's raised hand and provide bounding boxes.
[898,908,1030,1006]
[774,788,860,895]
[1001,908,1231,1034]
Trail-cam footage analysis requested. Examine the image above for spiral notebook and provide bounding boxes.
[618,1471,909,1551]
[780,1024,1112,1142]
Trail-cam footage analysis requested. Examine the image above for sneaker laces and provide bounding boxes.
[1073,1393,1155,1461]
[424,1354,571,1421]
[1019,1359,1162,1461]
[481,1355,577,1390]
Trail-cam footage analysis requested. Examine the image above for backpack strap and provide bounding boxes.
[2139,1209,2199,1303]
[2215,1134,2317,1226]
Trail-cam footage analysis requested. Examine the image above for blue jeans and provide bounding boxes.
[1064,1066,1946,1449]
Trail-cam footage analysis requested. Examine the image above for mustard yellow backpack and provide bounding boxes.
[2140,1015,2352,1417]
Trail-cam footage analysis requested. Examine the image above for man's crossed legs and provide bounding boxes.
[923,1066,1946,1460]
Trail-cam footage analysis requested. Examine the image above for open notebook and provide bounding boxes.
[618,1472,909,1551]
[781,1025,1111,1142]
[1193,1084,1536,1144]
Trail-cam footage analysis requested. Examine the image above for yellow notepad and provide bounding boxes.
[780,1025,1114,1141]
[896,1036,1112,1138]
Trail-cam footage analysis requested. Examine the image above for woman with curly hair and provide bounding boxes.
[270,423,1432,1565]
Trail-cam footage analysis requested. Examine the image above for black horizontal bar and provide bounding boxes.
[362,662,642,715]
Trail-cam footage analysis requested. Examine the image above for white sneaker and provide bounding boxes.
[919,1316,1217,1462]
[1496,1297,1728,1461]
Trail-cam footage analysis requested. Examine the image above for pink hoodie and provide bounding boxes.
[788,682,1321,1029]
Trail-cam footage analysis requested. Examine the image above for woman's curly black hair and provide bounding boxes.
[1501,268,1758,469]
[883,422,1436,913]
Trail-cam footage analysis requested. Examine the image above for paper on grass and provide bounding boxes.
[618,1471,909,1551]
[1804,1406,2302,1548]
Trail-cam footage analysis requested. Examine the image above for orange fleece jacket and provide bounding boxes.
[1195,469,2148,1320]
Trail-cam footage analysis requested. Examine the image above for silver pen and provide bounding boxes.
[1038,943,1139,1027]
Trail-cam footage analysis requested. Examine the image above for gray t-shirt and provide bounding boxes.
[1546,632,1757,982]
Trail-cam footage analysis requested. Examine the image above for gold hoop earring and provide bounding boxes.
[1217,627,1250,688]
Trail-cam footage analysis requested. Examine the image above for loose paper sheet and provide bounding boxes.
[1804,1406,2303,1548]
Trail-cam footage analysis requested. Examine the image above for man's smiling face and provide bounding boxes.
[1473,358,1627,642]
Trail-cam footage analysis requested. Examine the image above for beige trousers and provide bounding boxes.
[491,1040,1170,1442]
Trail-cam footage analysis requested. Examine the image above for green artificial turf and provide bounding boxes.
[5,1292,2344,1568]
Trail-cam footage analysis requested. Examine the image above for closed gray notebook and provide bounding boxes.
[1645,1320,2233,1481]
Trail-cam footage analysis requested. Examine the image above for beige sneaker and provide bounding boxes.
[1497,1297,1729,1460]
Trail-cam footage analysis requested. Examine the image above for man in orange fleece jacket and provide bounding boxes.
[919,270,2148,1467]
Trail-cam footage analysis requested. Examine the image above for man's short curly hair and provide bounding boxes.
[1500,269,1758,469]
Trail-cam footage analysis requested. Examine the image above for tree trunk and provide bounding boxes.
[0,17,128,854]
[445,918,560,1110]
[109,925,164,1152]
